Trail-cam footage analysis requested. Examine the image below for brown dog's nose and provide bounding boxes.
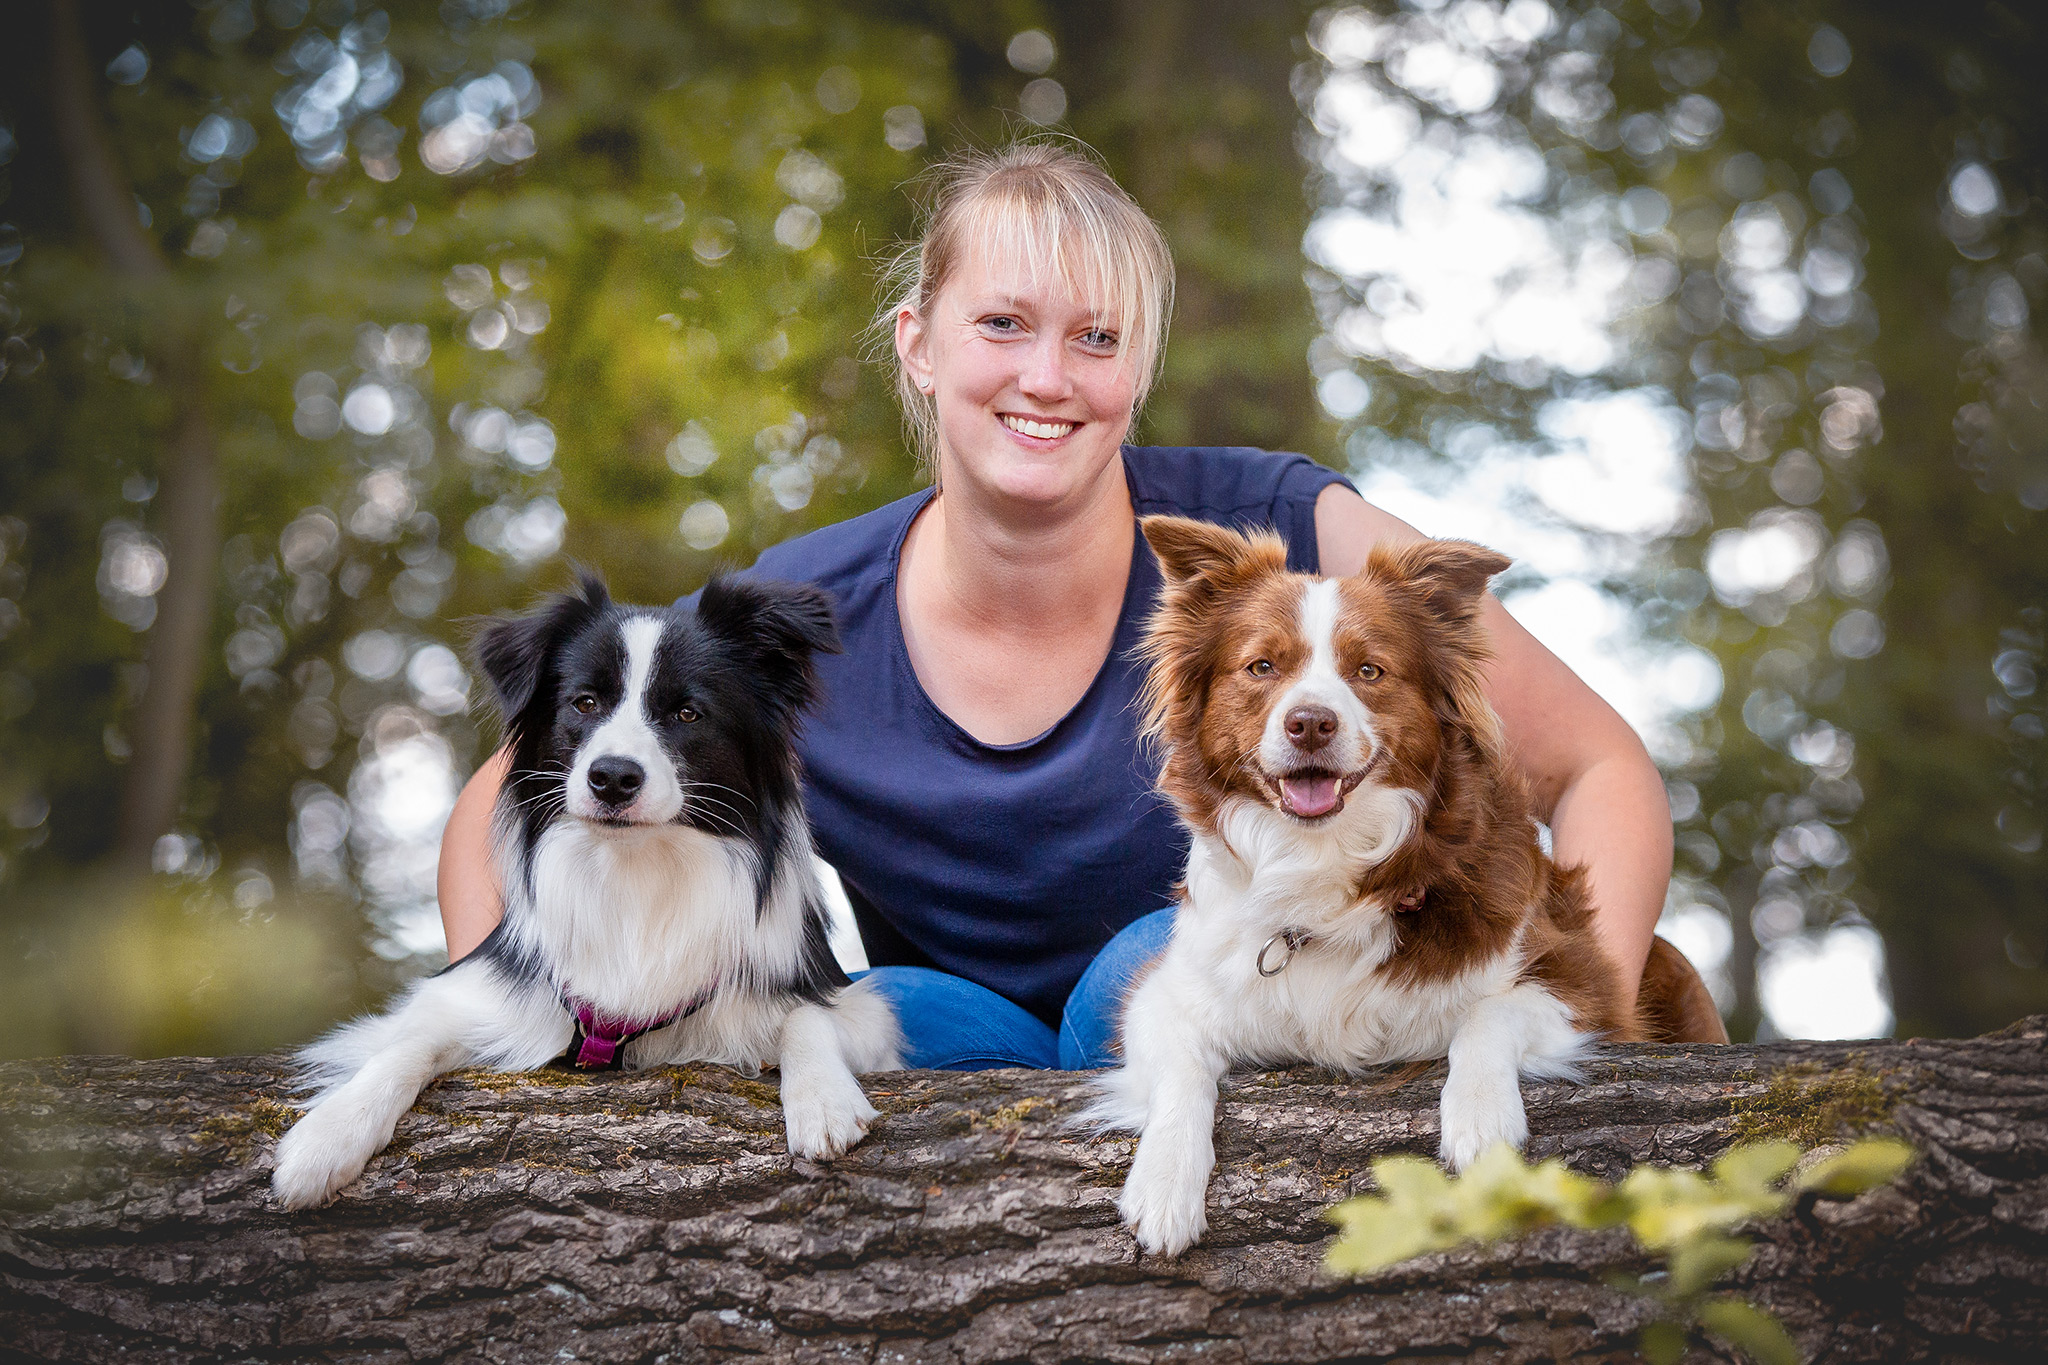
[1285,705,1338,752]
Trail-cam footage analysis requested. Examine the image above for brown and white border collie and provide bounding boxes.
[1092,515,1725,1256]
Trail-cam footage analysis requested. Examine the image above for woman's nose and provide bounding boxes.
[1016,335,1073,399]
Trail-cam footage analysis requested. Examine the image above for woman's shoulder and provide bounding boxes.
[747,488,929,592]
[1123,445,1356,575]
[676,490,924,614]
[1122,445,1353,523]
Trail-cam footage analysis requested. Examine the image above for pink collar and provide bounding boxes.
[562,987,714,1070]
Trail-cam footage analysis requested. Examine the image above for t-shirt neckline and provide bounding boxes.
[881,450,1149,755]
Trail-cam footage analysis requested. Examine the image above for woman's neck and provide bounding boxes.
[906,453,1135,639]
[895,449,1136,745]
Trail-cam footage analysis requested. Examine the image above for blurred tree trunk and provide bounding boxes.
[1058,0,1328,457]
[4,1021,2045,1361]
[47,0,219,868]
[1724,863,1764,1041]
[1811,3,2048,1040]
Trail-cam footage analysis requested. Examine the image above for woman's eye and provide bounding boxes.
[1247,659,1274,677]
[1357,662,1383,682]
[675,705,700,723]
[983,315,1020,332]
[571,695,599,715]
[1081,329,1118,349]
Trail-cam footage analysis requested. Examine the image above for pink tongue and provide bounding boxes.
[1281,774,1341,818]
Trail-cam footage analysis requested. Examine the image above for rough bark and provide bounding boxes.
[2,1020,2045,1364]
[47,0,222,867]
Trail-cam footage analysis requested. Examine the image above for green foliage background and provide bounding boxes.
[0,0,2040,1056]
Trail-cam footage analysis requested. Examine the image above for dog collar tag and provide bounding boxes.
[1256,927,1314,977]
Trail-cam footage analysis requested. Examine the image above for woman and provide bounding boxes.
[437,141,1675,1070]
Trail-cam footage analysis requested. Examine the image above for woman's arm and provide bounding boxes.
[438,748,511,962]
[1314,484,1673,1011]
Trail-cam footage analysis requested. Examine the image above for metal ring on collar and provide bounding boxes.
[1257,928,1310,977]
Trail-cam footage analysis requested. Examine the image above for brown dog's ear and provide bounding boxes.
[1141,515,1288,588]
[1367,540,1512,762]
[1368,539,1511,623]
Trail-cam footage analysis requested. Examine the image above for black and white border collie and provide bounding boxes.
[271,573,901,1209]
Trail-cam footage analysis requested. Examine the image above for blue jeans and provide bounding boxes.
[855,907,1174,1070]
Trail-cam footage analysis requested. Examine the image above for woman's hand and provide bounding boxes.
[1314,484,1673,1011]
[437,748,510,962]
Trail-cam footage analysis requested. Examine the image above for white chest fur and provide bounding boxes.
[510,821,757,1019]
[1172,789,1524,1071]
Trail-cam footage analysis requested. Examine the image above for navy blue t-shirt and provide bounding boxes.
[731,445,1353,1025]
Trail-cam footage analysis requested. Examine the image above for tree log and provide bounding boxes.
[3,1020,2045,1363]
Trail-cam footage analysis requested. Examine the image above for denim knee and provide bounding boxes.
[856,965,1060,1070]
[1058,907,1175,1069]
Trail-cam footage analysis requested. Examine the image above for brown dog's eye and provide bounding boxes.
[676,705,699,723]
[1357,663,1383,681]
[571,694,599,715]
[1247,659,1274,677]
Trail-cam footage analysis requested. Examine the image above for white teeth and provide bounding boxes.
[1002,415,1076,440]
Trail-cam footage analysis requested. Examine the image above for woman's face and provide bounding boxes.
[897,245,1138,511]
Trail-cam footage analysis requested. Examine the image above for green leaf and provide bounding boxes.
[1713,1141,1802,1193]
[1667,1233,1756,1297]
[1698,1298,1802,1365]
[1449,1145,1610,1239]
[1323,1200,1446,1275]
[1794,1138,1916,1198]
[1639,1320,1689,1365]
[1517,1153,1624,1229]
[1324,1149,1623,1277]
[1325,1155,1467,1275]
[1370,1153,1454,1204]
[1621,1151,1794,1251]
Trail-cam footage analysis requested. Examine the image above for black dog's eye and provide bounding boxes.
[1357,662,1383,681]
[1247,659,1275,677]
[675,705,699,723]
[571,694,599,715]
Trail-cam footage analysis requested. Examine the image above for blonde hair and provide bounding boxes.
[872,139,1176,472]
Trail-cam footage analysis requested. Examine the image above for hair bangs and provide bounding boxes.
[950,175,1162,384]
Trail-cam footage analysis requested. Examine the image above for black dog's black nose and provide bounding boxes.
[587,756,645,805]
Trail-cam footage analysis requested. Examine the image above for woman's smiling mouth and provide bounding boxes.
[1000,414,1078,440]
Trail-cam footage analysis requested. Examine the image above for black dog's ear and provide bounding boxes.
[571,568,612,613]
[698,575,841,659]
[696,575,841,712]
[470,572,610,721]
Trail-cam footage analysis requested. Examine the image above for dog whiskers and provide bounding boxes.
[676,779,757,837]
[679,779,758,811]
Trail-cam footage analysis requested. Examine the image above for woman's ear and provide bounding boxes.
[895,305,934,394]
